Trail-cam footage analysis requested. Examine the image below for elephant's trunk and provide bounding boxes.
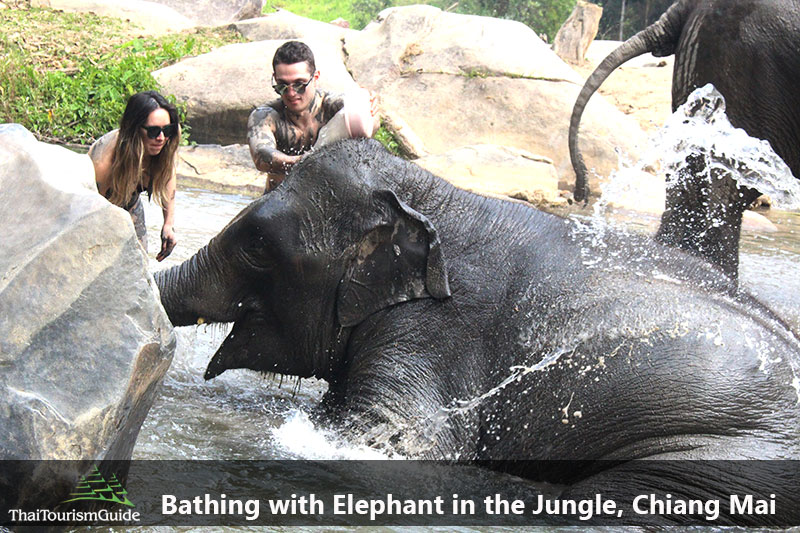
[154,244,228,327]
[569,0,687,202]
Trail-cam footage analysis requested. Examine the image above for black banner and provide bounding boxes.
[2,460,799,527]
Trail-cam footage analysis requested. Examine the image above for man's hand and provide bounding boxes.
[368,90,379,117]
[157,225,177,261]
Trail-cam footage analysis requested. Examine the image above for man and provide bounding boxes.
[248,41,378,193]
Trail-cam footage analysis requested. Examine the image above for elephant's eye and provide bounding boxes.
[241,236,274,271]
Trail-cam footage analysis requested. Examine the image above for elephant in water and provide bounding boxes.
[569,0,800,282]
[156,139,800,524]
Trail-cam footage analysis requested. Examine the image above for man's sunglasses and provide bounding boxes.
[141,124,177,139]
[272,77,314,96]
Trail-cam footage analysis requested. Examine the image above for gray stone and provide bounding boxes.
[345,5,646,194]
[0,126,175,467]
[178,143,264,196]
[585,40,675,69]
[34,0,195,34]
[35,0,264,28]
[230,8,355,59]
[415,144,565,206]
[553,0,603,64]
[149,0,265,26]
[154,39,360,145]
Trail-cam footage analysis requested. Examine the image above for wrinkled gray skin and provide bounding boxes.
[156,140,800,523]
[569,0,800,283]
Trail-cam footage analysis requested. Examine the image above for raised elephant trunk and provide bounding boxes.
[154,243,229,327]
[569,0,686,201]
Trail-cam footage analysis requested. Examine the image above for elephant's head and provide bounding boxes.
[155,139,451,381]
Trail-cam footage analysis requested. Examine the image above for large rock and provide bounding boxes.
[345,5,646,193]
[553,0,603,64]
[230,9,355,60]
[154,39,361,145]
[149,0,265,26]
[32,0,262,28]
[579,40,674,133]
[415,144,565,206]
[32,0,195,34]
[0,125,174,490]
[178,143,264,195]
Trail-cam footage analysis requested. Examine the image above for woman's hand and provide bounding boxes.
[157,225,177,261]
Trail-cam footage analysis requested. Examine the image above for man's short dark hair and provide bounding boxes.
[272,41,316,73]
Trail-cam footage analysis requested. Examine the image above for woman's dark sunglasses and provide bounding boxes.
[141,124,177,139]
[272,77,313,96]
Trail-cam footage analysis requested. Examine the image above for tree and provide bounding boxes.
[595,0,673,40]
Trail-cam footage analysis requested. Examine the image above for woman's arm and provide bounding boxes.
[157,172,177,261]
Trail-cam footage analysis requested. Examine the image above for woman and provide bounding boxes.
[89,91,179,261]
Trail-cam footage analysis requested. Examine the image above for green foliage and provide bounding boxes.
[0,8,242,145]
[349,0,391,28]
[267,0,361,27]
[267,0,577,39]
[452,0,577,41]
[373,123,402,156]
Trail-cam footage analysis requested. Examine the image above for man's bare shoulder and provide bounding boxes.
[249,99,286,122]
[320,91,345,118]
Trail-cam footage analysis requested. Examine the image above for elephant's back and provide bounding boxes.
[482,270,800,461]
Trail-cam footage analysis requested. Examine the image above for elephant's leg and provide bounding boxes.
[655,152,750,285]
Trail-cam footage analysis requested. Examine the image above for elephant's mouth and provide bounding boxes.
[204,312,269,380]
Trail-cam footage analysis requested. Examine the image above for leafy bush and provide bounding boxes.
[268,0,361,27]
[453,0,577,41]
[0,8,242,145]
[373,122,402,156]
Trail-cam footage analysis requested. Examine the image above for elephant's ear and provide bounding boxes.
[337,189,451,327]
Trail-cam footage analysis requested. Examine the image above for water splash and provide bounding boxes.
[421,345,575,449]
[271,410,399,460]
[593,84,800,222]
[655,84,800,209]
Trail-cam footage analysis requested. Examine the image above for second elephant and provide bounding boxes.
[569,0,800,282]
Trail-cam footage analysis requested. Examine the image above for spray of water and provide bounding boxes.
[655,85,800,209]
[271,410,399,460]
[594,84,800,224]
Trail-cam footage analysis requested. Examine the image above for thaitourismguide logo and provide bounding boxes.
[61,464,134,507]
[8,464,141,524]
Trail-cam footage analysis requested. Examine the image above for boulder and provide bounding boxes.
[577,40,673,133]
[147,0,265,26]
[553,0,603,64]
[33,0,263,28]
[154,39,361,145]
[178,143,264,196]
[585,39,675,68]
[415,144,565,206]
[0,125,174,467]
[345,5,646,194]
[32,0,195,34]
[230,9,355,59]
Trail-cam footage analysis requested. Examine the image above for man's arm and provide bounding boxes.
[247,106,301,174]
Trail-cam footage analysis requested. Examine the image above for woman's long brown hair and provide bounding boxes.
[107,91,180,208]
